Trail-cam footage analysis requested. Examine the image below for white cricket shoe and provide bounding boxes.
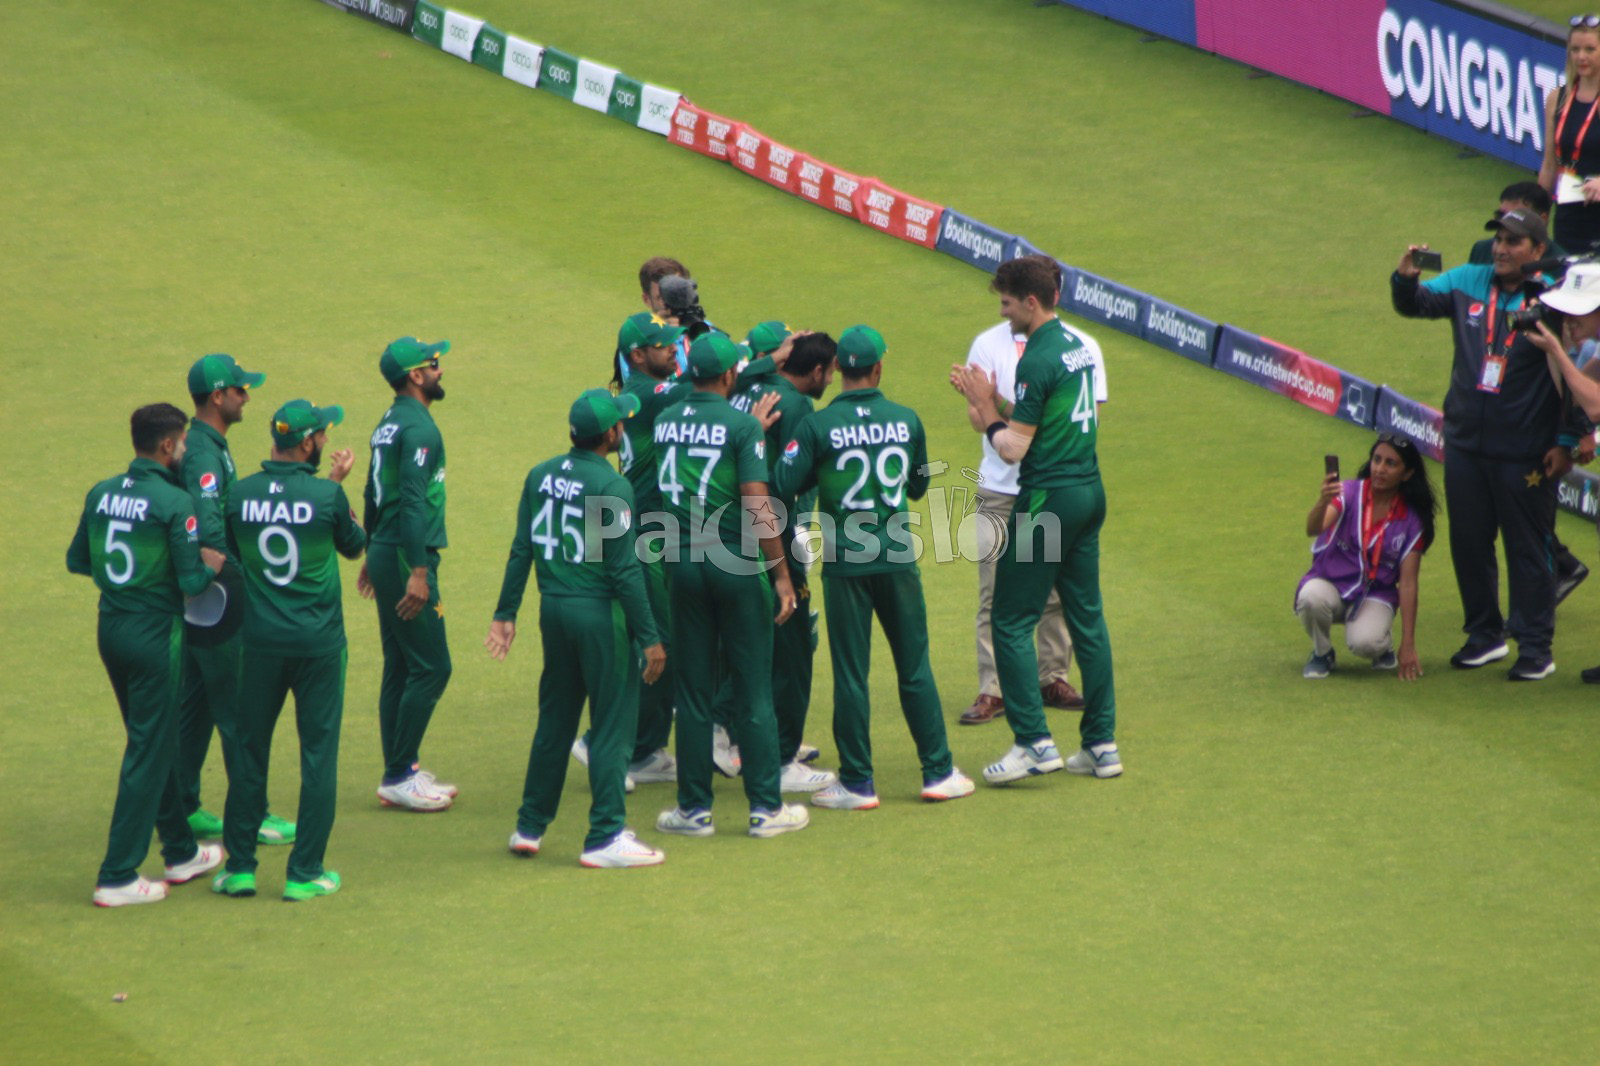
[920,769,976,802]
[982,738,1065,785]
[508,830,542,857]
[810,782,880,810]
[377,774,453,811]
[748,803,810,837]
[413,768,458,799]
[164,843,224,885]
[628,749,677,784]
[580,830,666,869]
[712,724,742,777]
[1065,743,1123,778]
[93,876,168,908]
[795,743,821,764]
[656,807,715,837]
[780,761,837,793]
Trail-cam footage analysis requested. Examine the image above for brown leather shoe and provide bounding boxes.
[1040,679,1086,710]
[959,694,1005,725]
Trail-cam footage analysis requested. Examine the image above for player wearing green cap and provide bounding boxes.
[175,354,296,846]
[487,390,668,867]
[68,403,227,906]
[730,329,838,792]
[653,333,811,839]
[213,401,366,901]
[776,326,973,808]
[361,337,458,811]
[954,257,1122,783]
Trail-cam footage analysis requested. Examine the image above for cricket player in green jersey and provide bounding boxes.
[68,404,227,906]
[360,337,458,811]
[215,400,366,901]
[652,333,811,839]
[954,256,1122,783]
[176,353,296,846]
[487,389,669,868]
[776,326,974,808]
[730,326,838,792]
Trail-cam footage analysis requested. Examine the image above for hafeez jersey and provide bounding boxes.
[1011,317,1100,490]
[228,460,367,655]
[181,419,238,555]
[491,449,659,647]
[774,387,930,577]
[653,391,769,560]
[364,394,447,566]
[617,373,690,516]
[66,458,215,615]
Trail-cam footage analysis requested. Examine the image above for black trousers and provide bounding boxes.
[1444,444,1557,657]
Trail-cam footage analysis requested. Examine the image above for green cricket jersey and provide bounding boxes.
[617,374,690,516]
[67,458,218,614]
[227,460,367,655]
[363,394,447,566]
[181,419,238,555]
[774,387,929,577]
[732,368,818,560]
[653,391,769,560]
[492,449,659,645]
[1011,317,1100,490]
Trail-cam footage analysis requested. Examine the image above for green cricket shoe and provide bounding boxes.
[258,813,296,846]
[283,870,340,902]
[187,808,223,839]
[210,870,257,897]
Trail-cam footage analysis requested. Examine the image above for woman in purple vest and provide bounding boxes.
[1296,435,1438,681]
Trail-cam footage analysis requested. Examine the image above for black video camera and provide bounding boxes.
[1508,302,1564,331]
[657,275,711,341]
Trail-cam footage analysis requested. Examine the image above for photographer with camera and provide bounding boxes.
[1393,208,1583,680]
[620,257,706,383]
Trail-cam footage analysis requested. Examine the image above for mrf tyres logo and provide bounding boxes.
[1376,8,1560,151]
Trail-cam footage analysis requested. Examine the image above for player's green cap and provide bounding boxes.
[686,332,744,380]
[569,388,641,437]
[187,354,265,396]
[379,337,450,384]
[837,325,886,369]
[618,313,686,356]
[271,399,345,450]
[744,320,793,355]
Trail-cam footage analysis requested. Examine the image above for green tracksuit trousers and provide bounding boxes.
[176,631,245,816]
[822,569,952,789]
[369,542,452,781]
[710,562,814,764]
[519,597,638,850]
[96,612,199,886]
[992,481,1116,749]
[223,648,347,883]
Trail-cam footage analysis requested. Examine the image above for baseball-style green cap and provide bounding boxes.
[837,325,886,369]
[618,313,686,355]
[187,354,265,396]
[570,388,641,437]
[686,333,744,380]
[379,337,450,384]
[271,398,345,450]
[745,320,793,355]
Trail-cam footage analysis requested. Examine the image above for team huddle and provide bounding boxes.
[69,255,1122,900]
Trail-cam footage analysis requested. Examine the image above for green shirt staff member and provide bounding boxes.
[954,256,1123,783]
[216,400,366,901]
[175,353,296,847]
[776,326,973,809]
[360,337,458,811]
[486,390,668,868]
[68,404,227,906]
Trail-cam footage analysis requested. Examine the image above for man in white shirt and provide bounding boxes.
[955,309,1108,725]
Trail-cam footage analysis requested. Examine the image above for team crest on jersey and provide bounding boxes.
[754,440,766,460]
[184,515,198,538]
[1016,383,1028,400]
[783,440,800,460]
[198,472,219,496]
[654,381,672,394]
[414,447,429,466]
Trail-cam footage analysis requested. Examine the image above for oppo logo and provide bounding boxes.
[583,77,607,94]
[448,23,469,40]
[480,37,500,56]
[614,89,637,108]
[511,50,534,69]
[417,9,439,29]
[547,66,572,83]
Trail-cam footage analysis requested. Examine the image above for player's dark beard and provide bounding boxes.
[422,380,446,402]
[307,444,323,471]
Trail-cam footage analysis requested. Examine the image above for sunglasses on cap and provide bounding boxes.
[1573,14,1600,27]
[1377,432,1413,450]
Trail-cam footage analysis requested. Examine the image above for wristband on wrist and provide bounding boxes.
[985,421,1007,444]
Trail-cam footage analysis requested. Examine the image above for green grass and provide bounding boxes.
[4,1,1600,1062]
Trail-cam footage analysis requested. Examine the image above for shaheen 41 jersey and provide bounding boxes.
[1012,317,1100,491]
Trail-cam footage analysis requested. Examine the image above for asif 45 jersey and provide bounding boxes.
[66,458,214,615]
[364,394,447,565]
[229,460,367,654]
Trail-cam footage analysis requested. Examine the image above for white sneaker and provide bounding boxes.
[780,761,837,793]
[575,738,636,790]
[580,830,666,868]
[93,876,168,908]
[377,773,453,811]
[712,724,742,777]
[795,743,821,764]
[164,843,225,885]
[921,769,976,802]
[656,807,715,837]
[508,830,542,857]
[413,768,458,799]
[748,803,810,837]
[982,738,1065,785]
[1065,743,1123,778]
[628,749,677,784]
[811,782,879,810]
